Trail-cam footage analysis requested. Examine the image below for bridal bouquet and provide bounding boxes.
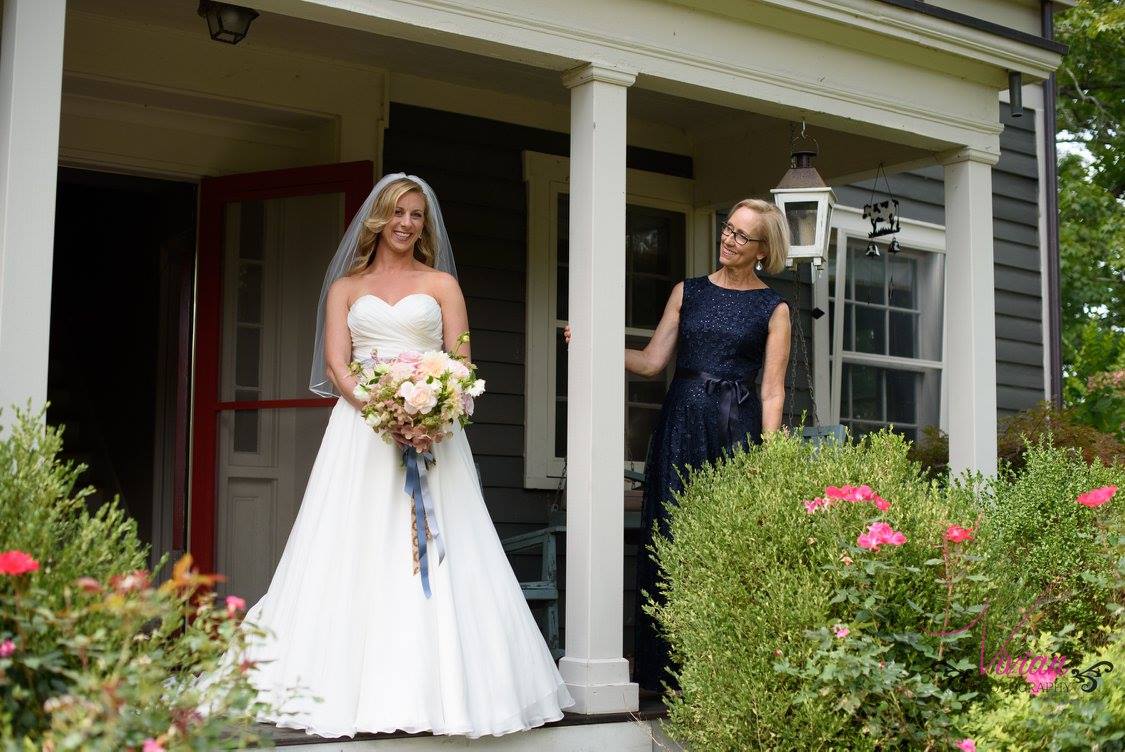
[347,333,484,599]
[348,332,485,453]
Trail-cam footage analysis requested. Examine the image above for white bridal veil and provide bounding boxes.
[309,173,458,397]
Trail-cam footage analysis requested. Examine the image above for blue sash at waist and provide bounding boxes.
[674,367,760,448]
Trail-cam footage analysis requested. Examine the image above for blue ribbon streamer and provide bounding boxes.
[402,446,445,598]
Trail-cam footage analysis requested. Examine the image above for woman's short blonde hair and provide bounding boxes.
[347,178,438,275]
[727,198,790,275]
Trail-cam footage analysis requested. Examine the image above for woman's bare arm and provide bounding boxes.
[324,279,365,411]
[759,302,791,434]
[562,282,681,376]
[624,282,683,377]
[433,272,471,361]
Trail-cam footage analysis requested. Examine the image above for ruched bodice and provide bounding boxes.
[348,293,444,361]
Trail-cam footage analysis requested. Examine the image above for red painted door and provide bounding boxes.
[190,162,372,601]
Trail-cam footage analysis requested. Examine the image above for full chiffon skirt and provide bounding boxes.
[239,400,573,738]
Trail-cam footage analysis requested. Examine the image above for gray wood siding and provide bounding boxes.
[835,102,1046,419]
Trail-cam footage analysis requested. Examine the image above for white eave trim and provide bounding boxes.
[754,0,1063,79]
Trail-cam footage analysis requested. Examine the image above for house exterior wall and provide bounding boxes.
[834,102,1046,418]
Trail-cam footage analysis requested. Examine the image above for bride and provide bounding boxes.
[237,173,574,738]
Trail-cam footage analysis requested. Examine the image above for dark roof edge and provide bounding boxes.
[873,0,1068,55]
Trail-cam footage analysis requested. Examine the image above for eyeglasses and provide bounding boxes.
[720,222,762,248]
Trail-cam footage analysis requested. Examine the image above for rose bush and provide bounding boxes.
[0,409,276,750]
[650,428,1123,750]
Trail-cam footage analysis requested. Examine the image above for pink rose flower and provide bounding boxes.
[826,484,875,502]
[75,576,102,593]
[945,525,974,543]
[397,350,423,364]
[825,484,889,509]
[142,739,165,752]
[957,740,976,752]
[418,351,451,378]
[1076,485,1116,508]
[834,625,849,638]
[109,570,150,593]
[857,521,907,551]
[450,361,471,379]
[1025,665,1061,695]
[0,639,15,658]
[389,361,417,382]
[0,550,39,576]
[868,522,894,538]
[398,381,438,415]
[225,595,246,617]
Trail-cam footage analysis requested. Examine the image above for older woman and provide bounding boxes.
[571,197,792,693]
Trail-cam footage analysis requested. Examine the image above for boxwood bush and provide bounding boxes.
[650,429,1123,751]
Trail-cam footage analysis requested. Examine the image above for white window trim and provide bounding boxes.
[813,204,950,434]
[522,150,701,489]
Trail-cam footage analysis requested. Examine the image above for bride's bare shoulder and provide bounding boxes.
[424,269,461,300]
[328,275,359,304]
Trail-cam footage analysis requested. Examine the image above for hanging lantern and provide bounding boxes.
[197,0,259,45]
[771,126,836,269]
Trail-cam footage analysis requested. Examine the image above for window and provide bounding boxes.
[523,152,701,488]
[818,208,946,442]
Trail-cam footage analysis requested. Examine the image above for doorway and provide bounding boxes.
[189,161,372,603]
[48,168,197,566]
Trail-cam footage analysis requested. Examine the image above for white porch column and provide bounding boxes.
[559,62,638,715]
[941,147,1000,476]
[0,0,66,422]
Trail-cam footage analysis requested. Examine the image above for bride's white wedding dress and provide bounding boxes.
[240,292,574,738]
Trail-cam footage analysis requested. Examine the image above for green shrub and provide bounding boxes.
[0,407,147,601]
[961,636,1125,752]
[980,442,1124,656]
[909,402,1125,478]
[652,428,1124,751]
[959,547,1125,752]
[652,430,982,749]
[0,409,275,750]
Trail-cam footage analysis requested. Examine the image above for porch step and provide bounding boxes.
[252,717,681,751]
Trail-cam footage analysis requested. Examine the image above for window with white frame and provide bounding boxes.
[817,209,946,442]
[523,152,702,488]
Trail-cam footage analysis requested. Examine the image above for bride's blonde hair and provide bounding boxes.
[348,178,438,275]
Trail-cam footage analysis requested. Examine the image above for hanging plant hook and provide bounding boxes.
[789,119,820,163]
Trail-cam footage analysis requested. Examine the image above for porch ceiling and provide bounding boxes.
[67,0,933,188]
[69,0,567,104]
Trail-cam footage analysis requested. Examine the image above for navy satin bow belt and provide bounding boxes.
[675,367,759,448]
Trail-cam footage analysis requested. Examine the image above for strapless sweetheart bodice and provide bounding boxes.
[347,293,443,361]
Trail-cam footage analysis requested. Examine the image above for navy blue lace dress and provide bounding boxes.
[634,275,786,692]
